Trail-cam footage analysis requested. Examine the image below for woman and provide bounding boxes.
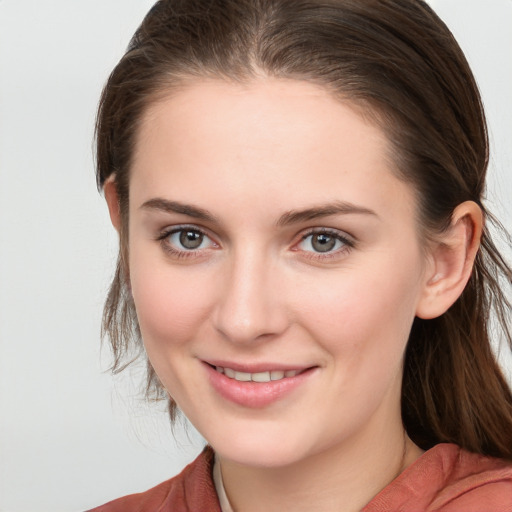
[89,0,512,510]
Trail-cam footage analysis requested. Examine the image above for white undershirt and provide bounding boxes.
[213,455,235,512]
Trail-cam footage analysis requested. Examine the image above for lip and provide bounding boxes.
[203,361,317,408]
[204,359,310,374]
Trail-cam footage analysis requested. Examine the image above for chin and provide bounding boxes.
[217,442,306,469]
[205,422,318,469]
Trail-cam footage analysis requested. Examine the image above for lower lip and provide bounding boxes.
[204,363,316,408]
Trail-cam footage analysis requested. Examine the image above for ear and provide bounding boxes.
[103,175,122,233]
[416,201,483,320]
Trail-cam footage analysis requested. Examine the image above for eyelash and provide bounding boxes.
[156,226,355,261]
[156,225,215,260]
[296,228,355,261]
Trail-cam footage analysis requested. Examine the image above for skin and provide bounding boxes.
[105,78,482,512]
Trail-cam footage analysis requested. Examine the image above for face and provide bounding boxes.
[126,78,430,468]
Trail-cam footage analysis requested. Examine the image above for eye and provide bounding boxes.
[158,226,216,256]
[171,229,209,250]
[297,229,353,255]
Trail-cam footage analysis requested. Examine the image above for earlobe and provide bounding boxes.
[103,175,122,233]
[416,201,483,320]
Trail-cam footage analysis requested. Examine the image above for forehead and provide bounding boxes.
[135,78,388,166]
[130,78,417,224]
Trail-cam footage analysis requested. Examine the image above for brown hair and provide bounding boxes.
[95,0,512,458]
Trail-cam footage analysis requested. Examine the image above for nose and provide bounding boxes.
[212,246,289,344]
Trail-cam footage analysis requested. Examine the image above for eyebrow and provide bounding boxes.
[140,198,378,226]
[140,198,219,223]
[276,201,378,226]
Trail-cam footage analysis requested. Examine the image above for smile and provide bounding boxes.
[205,362,316,408]
[214,366,300,382]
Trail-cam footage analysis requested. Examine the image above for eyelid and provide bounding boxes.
[154,224,355,261]
[292,227,356,259]
[157,224,212,240]
[156,224,219,258]
[299,227,355,244]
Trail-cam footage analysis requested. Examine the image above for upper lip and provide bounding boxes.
[202,359,316,373]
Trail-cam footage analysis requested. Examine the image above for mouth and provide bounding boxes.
[203,360,317,407]
[204,361,317,407]
[212,365,304,383]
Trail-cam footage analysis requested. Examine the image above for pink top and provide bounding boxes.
[363,443,512,511]
[88,443,512,511]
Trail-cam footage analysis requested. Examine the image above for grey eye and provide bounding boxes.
[310,233,336,252]
[162,227,216,255]
[298,231,348,254]
[178,229,204,249]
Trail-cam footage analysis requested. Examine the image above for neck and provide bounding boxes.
[218,416,423,512]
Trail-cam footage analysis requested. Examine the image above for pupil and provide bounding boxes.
[312,234,335,252]
[179,230,203,249]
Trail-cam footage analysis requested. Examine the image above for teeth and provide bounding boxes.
[215,366,300,382]
[252,371,271,383]
[234,371,252,382]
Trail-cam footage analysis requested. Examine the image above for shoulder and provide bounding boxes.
[428,445,512,511]
[86,446,221,512]
[364,443,512,511]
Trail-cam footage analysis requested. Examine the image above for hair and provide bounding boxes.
[95,0,512,458]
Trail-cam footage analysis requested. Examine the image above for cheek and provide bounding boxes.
[128,250,215,347]
[297,255,423,362]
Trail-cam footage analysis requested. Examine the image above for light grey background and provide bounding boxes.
[0,1,510,511]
